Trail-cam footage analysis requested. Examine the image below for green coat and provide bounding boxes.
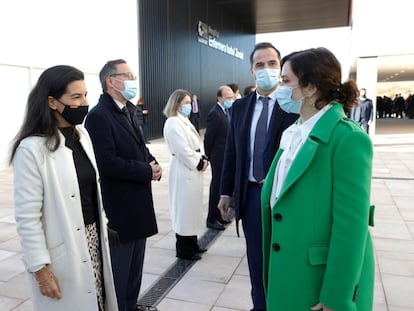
[261,104,375,311]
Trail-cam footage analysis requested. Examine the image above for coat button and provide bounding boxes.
[272,243,280,251]
[274,213,282,221]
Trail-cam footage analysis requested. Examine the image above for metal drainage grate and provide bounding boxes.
[137,227,225,307]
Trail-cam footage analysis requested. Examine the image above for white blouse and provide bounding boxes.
[270,104,332,207]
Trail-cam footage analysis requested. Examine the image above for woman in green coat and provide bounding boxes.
[261,47,375,311]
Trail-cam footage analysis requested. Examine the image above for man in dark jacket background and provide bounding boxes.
[204,85,234,230]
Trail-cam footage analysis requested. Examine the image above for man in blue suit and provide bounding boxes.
[85,59,162,311]
[218,43,298,311]
[359,88,374,134]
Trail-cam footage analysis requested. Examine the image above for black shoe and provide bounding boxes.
[207,220,225,230]
[196,247,207,253]
[177,254,202,261]
[221,219,232,225]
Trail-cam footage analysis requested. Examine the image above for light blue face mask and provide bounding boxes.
[255,68,280,91]
[114,79,138,100]
[275,85,303,114]
[223,100,233,109]
[179,103,192,117]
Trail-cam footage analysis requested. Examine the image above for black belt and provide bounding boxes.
[248,180,263,188]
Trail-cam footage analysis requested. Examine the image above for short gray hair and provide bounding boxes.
[99,59,127,91]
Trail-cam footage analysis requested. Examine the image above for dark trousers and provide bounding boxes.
[207,159,224,223]
[360,119,370,134]
[110,238,146,311]
[242,183,266,311]
[176,233,198,259]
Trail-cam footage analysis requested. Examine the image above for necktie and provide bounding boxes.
[253,96,269,182]
[123,106,145,143]
[122,106,132,124]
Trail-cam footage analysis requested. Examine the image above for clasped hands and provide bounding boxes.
[150,160,162,180]
[200,156,209,172]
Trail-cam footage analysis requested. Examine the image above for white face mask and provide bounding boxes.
[255,68,280,91]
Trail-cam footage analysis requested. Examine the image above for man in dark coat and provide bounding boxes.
[189,94,201,132]
[218,43,298,311]
[204,85,234,230]
[85,59,162,311]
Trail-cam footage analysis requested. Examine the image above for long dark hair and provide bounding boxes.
[281,47,359,110]
[9,65,84,164]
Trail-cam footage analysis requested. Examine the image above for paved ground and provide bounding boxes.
[0,117,413,310]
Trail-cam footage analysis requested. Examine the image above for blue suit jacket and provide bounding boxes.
[220,91,298,232]
[85,92,158,242]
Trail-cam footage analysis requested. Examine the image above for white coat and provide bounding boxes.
[13,126,118,311]
[163,114,204,236]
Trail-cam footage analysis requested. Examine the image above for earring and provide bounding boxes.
[308,96,314,107]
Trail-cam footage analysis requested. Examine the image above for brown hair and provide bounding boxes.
[281,47,359,110]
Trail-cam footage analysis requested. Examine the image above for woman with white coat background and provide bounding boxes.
[9,65,118,311]
[163,89,209,261]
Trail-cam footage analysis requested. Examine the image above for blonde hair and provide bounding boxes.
[163,89,192,117]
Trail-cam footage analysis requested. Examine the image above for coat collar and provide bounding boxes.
[177,113,200,136]
[307,103,346,144]
[99,92,143,144]
[276,103,346,199]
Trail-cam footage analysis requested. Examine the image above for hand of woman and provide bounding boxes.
[35,266,62,299]
[201,159,209,171]
[310,302,334,311]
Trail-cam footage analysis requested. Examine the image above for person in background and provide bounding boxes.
[204,85,234,231]
[359,88,374,134]
[163,89,209,261]
[85,59,161,311]
[136,97,150,143]
[227,83,242,99]
[218,42,299,311]
[10,65,118,311]
[261,47,375,311]
[244,85,256,96]
[392,93,405,119]
[189,93,201,132]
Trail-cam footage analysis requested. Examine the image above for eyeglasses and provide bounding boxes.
[109,72,137,80]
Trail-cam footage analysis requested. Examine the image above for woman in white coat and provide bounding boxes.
[163,89,209,260]
[9,65,118,311]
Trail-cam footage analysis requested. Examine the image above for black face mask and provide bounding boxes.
[61,105,89,125]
